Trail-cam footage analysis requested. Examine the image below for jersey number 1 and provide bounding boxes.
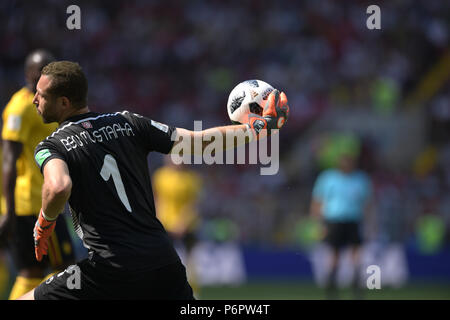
[100,154,132,213]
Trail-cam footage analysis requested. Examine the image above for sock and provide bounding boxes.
[0,259,10,300]
[8,276,42,300]
[351,265,364,299]
[325,267,338,300]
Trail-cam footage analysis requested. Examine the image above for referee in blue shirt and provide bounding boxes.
[310,137,372,299]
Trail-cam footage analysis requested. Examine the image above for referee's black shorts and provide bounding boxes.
[324,221,362,250]
[34,259,195,300]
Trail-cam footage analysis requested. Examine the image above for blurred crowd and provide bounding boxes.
[1,0,449,252]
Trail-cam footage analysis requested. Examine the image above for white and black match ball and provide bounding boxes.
[227,80,275,124]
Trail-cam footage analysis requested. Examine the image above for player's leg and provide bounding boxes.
[325,247,340,300]
[0,250,11,299]
[17,288,35,300]
[323,222,342,300]
[348,222,363,299]
[350,245,362,295]
[8,267,45,300]
[33,260,93,300]
[134,260,195,300]
[8,216,47,300]
[31,258,194,300]
[19,260,92,300]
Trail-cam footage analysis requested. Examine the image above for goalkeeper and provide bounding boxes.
[19,60,289,299]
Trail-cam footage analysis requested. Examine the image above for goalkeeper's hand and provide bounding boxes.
[247,89,290,139]
[33,209,56,262]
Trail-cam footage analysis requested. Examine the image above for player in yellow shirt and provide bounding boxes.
[154,159,202,240]
[153,157,202,295]
[0,147,11,299]
[0,50,75,299]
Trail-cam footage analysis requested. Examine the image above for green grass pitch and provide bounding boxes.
[198,281,450,300]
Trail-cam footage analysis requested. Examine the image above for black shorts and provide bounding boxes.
[170,231,197,253]
[34,259,195,300]
[324,221,362,250]
[9,214,75,271]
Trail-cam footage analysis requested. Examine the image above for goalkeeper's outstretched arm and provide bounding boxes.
[172,124,251,156]
[171,89,290,155]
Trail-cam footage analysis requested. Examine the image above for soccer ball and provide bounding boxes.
[227,80,275,124]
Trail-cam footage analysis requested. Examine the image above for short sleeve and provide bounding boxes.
[2,100,33,143]
[34,140,66,173]
[121,112,176,154]
[312,171,328,201]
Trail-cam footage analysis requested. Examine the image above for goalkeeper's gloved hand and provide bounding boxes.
[247,89,290,140]
[33,209,56,262]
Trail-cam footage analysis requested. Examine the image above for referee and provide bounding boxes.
[18,60,289,299]
[310,137,372,300]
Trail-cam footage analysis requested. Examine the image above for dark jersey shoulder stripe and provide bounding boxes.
[34,111,180,270]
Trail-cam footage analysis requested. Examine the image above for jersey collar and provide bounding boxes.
[59,112,98,127]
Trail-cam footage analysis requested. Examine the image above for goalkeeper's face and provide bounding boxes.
[33,74,62,124]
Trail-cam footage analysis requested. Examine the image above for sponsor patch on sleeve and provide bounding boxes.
[35,149,52,167]
[7,115,22,131]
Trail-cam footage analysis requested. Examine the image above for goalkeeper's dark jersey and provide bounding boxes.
[34,111,180,271]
